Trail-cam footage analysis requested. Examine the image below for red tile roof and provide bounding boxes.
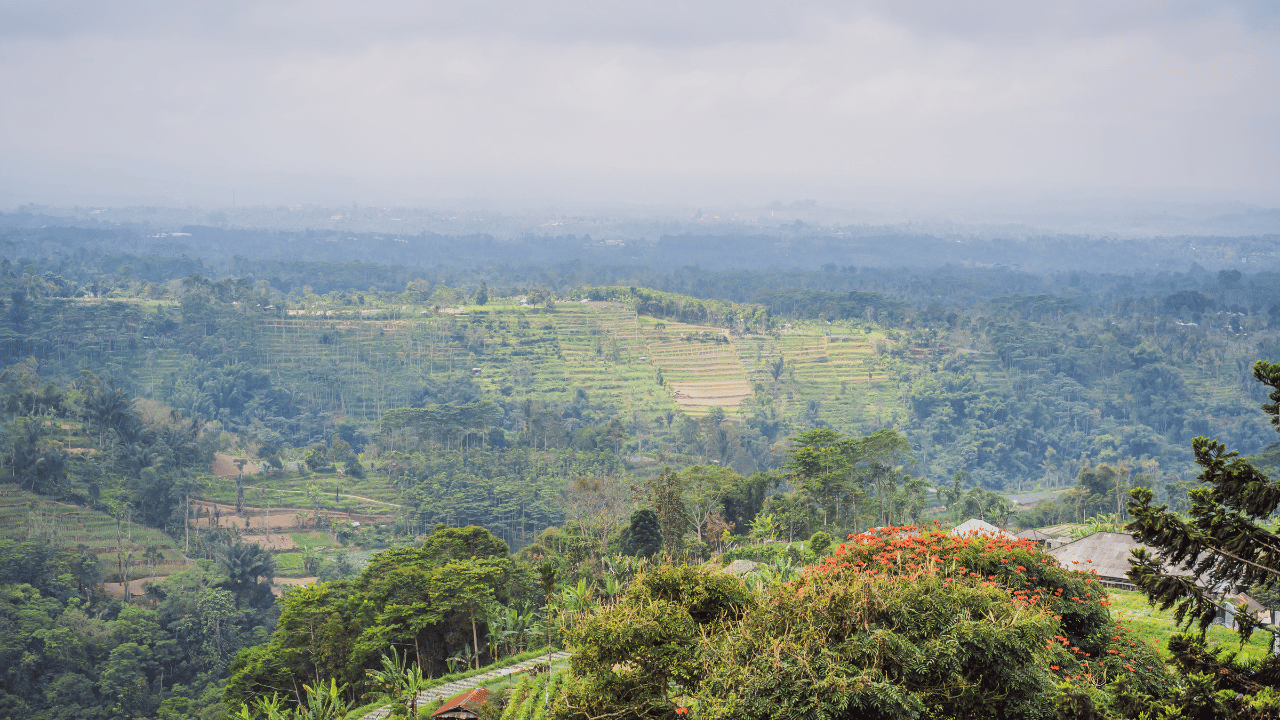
[433,687,491,718]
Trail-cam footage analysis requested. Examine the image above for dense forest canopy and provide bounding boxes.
[1,217,1279,719]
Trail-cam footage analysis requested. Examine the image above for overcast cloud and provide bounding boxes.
[1,0,1277,209]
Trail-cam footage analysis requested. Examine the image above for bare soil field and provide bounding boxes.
[189,500,384,530]
[669,380,754,407]
[190,501,313,530]
[273,576,318,595]
[212,453,260,478]
[104,578,159,599]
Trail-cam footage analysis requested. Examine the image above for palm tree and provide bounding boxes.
[216,542,276,607]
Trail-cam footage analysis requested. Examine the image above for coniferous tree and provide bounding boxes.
[622,509,663,558]
[1126,359,1280,715]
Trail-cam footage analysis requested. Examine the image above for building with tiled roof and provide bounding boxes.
[433,688,491,719]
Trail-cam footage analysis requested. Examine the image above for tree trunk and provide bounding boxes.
[471,614,481,670]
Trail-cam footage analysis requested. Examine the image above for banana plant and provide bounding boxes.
[363,648,426,719]
[446,643,475,674]
[602,575,622,604]
[508,604,537,655]
[232,693,288,720]
[560,577,596,613]
[296,678,350,720]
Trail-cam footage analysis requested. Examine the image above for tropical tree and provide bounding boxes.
[435,558,506,670]
[216,542,276,608]
[554,566,751,720]
[785,428,848,525]
[622,509,663,558]
[642,469,686,559]
[678,465,740,547]
[10,414,69,495]
[362,648,427,719]
[1126,359,1280,716]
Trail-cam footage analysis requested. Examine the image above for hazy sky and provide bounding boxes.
[2,0,1278,208]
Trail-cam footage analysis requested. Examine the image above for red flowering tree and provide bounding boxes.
[694,527,1167,720]
[553,528,1167,720]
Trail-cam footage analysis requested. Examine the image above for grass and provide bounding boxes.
[273,553,307,572]
[201,472,404,521]
[290,532,333,549]
[1106,588,1273,663]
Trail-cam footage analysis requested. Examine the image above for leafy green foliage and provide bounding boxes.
[554,565,751,720]
[225,525,532,712]
[621,509,663,559]
[1124,359,1280,717]
[553,530,1167,720]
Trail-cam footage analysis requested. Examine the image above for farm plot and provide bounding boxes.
[737,328,906,433]
[639,320,752,417]
[552,303,680,419]
[195,470,405,528]
[0,485,186,583]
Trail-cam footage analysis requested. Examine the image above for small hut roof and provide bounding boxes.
[1228,592,1267,616]
[1049,532,1216,587]
[1015,528,1071,544]
[433,688,491,718]
[951,519,1014,539]
[1047,532,1150,582]
[723,559,761,576]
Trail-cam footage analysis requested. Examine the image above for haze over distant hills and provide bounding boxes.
[6,195,1280,240]
[3,200,1278,276]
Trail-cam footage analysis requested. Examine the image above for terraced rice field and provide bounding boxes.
[553,302,681,419]
[196,469,405,523]
[0,484,186,582]
[736,327,906,432]
[642,329,752,415]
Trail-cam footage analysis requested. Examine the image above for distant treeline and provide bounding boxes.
[5,216,1280,276]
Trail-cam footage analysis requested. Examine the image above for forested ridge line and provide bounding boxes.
[2,245,1277,495]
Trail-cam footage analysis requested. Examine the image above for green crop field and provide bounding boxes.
[198,469,405,522]
[1107,588,1273,663]
[0,484,186,583]
[736,323,909,432]
[119,294,933,439]
[289,532,332,549]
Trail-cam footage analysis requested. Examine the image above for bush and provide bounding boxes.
[559,528,1170,720]
[808,530,832,556]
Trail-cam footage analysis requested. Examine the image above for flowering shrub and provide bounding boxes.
[552,528,1169,720]
[694,526,1168,720]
